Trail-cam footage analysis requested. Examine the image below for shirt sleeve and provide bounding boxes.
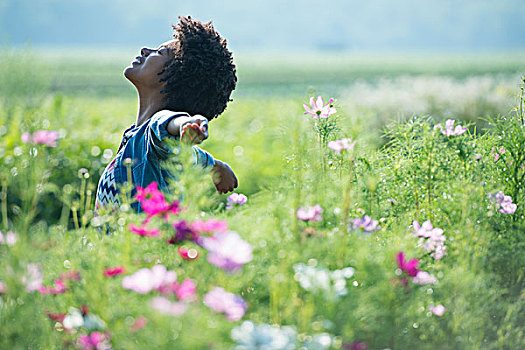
[193,146,216,168]
[147,110,215,168]
[147,110,188,158]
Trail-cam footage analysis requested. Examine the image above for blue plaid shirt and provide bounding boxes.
[95,110,215,211]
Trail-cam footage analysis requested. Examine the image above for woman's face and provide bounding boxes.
[124,40,176,90]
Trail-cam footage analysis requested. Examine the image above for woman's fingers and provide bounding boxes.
[181,123,208,144]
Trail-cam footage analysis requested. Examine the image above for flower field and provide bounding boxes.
[0,49,525,349]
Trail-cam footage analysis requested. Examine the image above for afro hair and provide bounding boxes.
[158,16,237,121]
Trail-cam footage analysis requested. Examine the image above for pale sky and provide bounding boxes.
[2,0,524,52]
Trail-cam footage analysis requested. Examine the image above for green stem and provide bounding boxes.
[293,132,302,243]
[426,138,434,212]
[1,178,8,231]
[72,207,79,230]
[338,156,353,267]
[80,177,86,217]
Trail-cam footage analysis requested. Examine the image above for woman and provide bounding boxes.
[95,16,238,212]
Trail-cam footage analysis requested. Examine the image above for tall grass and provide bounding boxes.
[0,49,524,349]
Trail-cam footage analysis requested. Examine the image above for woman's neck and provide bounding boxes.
[135,88,165,127]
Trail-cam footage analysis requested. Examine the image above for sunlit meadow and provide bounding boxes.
[0,47,524,349]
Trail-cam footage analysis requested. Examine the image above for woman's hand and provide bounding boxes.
[167,114,209,144]
[212,160,238,194]
[180,115,209,144]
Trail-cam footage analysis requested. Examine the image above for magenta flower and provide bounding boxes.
[436,119,467,137]
[203,287,247,321]
[201,231,253,271]
[22,263,43,292]
[491,146,506,162]
[174,279,196,301]
[103,266,126,278]
[122,265,177,294]
[350,215,380,232]
[297,204,323,222]
[0,231,17,246]
[191,219,228,233]
[429,304,446,316]
[78,331,111,350]
[412,271,437,285]
[396,252,419,277]
[150,296,188,317]
[39,279,66,295]
[489,191,517,214]
[22,130,59,147]
[157,278,197,301]
[135,182,180,218]
[226,193,247,210]
[328,138,356,153]
[129,223,160,237]
[177,246,199,260]
[303,96,337,119]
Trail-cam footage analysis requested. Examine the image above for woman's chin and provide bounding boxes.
[123,66,138,82]
[124,66,140,85]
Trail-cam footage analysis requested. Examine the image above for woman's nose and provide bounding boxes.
[141,47,153,57]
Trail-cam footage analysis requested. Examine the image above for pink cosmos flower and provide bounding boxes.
[413,220,446,259]
[39,279,66,295]
[177,246,199,260]
[22,263,43,292]
[328,138,356,153]
[157,278,197,301]
[491,146,506,162]
[21,130,59,147]
[429,304,446,316]
[135,182,180,218]
[103,266,126,278]
[0,231,17,246]
[0,281,6,294]
[396,252,419,277]
[303,96,337,119]
[201,231,253,271]
[413,220,442,238]
[191,219,228,233]
[489,191,517,214]
[297,204,323,222]
[78,331,111,350]
[436,119,467,137]
[21,132,31,143]
[135,182,164,203]
[128,223,160,237]
[174,279,197,301]
[412,271,437,285]
[129,316,147,332]
[122,265,177,294]
[226,193,248,210]
[203,287,247,321]
[350,215,380,232]
[150,296,188,316]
